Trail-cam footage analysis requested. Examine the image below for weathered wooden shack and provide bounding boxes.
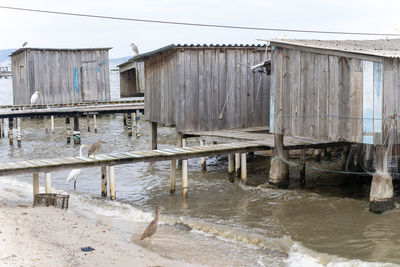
[11,48,111,105]
[132,44,270,135]
[118,60,145,98]
[268,39,400,213]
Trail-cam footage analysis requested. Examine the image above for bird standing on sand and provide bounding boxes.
[141,206,164,240]
[30,91,40,104]
[88,140,105,159]
[66,144,89,190]
[130,43,139,56]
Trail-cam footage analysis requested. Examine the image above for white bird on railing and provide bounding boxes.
[130,43,139,56]
[30,91,40,104]
[66,144,89,190]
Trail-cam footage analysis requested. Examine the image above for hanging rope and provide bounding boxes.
[218,62,241,120]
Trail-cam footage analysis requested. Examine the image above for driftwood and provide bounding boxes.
[34,193,69,210]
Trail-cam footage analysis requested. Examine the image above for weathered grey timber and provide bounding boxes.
[131,44,270,132]
[0,66,12,78]
[118,60,145,97]
[11,48,111,105]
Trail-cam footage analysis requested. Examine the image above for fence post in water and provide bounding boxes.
[87,115,91,132]
[177,132,183,167]
[170,159,176,194]
[150,121,157,150]
[109,166,116,200]
[101,166,107,197]
[126,113,132,136]
[268,134,289,189]
[45,172,52,193]
[16,118,21,147]
[65,116,71,143]
[8,117,13,146]
[73,113,81,144]
[1,118,4,138]
[228,154,234,182]
[235,153,241,177]
[50,116,55,134]
[182,138,188,198]
[135,110,140,137]
[200,139,206,171]
[130,113,135,137]
[33,173,39,200]
[123,113,127,126]
[93,114,98,133]
[241,153,247,184]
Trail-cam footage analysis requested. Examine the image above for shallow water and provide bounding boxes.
[0,72,399,266]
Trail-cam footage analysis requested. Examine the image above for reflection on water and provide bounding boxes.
[0,72,399,266]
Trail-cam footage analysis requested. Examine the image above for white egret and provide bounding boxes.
[66,144,89,190]
[30,91,40,104]
[130,43,139,56]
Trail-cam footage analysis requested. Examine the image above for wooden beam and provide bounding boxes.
[150,121,157,150]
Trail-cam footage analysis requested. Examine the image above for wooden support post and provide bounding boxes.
[101,166,107,197]
[324,147,332,161]
[200,139,206,171]
[130,113,135,137]
[177,132,183,166]
[8,117,13,146]
[45,172,51,193]
[241,153,247,184]
[268,134,289,188]
[369,146,394,213]
[93,114,98,133]
[65,116,71,143]
[44,116,49,133]
[314,149,321,162]
[182,138,188,198]
[300,149,306,186]
[73,113,80,144]
[109,166,116,200]
[135,110,140,137]
[150,121,157,150]
[235,153,241,177]
[33,173,39,200]
[228,154,234,182]
[0,118,3,138]
[87,115,91,132]
[170,160,176,193]
[16,118,21,147]
[123,113,127,126]
[126,113,132,136]
[50,116,55,133]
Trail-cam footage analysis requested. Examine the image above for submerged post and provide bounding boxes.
[45,172,51,193]
[268,134,289,188]
[50,116,55,133]
[241,153,247,184]
[200,139,206,171]
[16,118,21,147]
[101,166,107,197]
[109,166,116,200]
[73,113,80,144]
[235,153,241,177]
[150,121,157,150]
[93,114,98,133]
[87,115,91,132]
[65,116,71,143]
[0,118,4,138]
[228,154,234,182]
[170,159,176,193]
[33,173,39,200]
[182,138,188,198]
[8,117,13,146]
[369,146,394,213]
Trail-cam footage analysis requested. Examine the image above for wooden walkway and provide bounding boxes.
[0,141,271,176]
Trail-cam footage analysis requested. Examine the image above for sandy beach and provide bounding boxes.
[0,201,202,267]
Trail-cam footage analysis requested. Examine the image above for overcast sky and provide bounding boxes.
[0,0,399,58]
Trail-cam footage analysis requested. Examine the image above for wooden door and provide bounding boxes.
[81,61,98,101]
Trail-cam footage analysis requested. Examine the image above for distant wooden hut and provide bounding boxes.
[11,48,111,105]
[132,44,270,132]
[118,60,145,98]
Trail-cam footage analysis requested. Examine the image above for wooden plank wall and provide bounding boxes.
[144,47,270,132]
[12,49,110,105]
[272,46,399,145]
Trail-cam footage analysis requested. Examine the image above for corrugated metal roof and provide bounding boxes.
[120,44,266,65]
[11,47,112,56]
[270,39,400,58]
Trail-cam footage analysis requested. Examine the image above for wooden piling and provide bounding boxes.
[93,114,98,133]
[130,113,135,137]
[177,132,183,166]
[314,149,321,162]
[150,121,157,149]
[182,138,188,198]
[268,134,289,188]
[324,147,332,161]
[44,116,49,133]
[50,116,55,133]
[8,117,13,146]
[109,166,116,200]
[45,172,51,193]
[170,159,176,193]
[123,113,127,126]
[300,149,306,186]
[87,115,91,132]
[65,116,71,143]
[241,153,247,183]
[16,118,21,147]
[200,139,206,171]
[0,118,3,138]
[33,173,39,200]
[135,110,140,137]
[101,166,107,197]
[228,154,234,182]
[126,113,132,136]
[73,113,80,144]
[235,153,241,177]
